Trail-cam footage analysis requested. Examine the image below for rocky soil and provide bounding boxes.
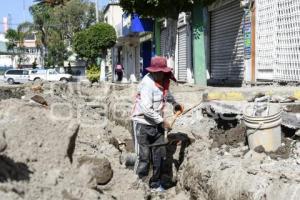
[1,82,300,200]
[0,82,203,200]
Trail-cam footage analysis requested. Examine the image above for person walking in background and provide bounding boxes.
[115,63,124,82]
[131,56,184,191]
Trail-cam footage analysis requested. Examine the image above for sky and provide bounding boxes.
[0,0,109,32]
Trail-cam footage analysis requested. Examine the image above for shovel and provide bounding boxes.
[148,110,182,147]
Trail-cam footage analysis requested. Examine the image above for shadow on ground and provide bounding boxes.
[161,132,192,189]
[0,155,32,182]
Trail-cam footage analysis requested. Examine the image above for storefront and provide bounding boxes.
[177,13,193,83]
[209,0,245,83]
[140,34,153,76]
[256,0,300,82]
[112,14,153,83]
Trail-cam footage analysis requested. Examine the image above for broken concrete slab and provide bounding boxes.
[203,101,245,115]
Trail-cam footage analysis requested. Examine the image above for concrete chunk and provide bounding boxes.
[77,156,113,187]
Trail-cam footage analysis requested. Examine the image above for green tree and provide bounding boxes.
[120,0,215,19]
[5,29,19,66]
[5,29,19,53]
[45,31,71,67]
[29,3,52,66]
[30,0,98,67]
[67,62,72,74]
[73,23,117,65]
[32,58,38,69]
[35,0,71,7]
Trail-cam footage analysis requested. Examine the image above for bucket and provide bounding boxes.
[243,104,282,152]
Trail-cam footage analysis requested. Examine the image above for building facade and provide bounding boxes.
[19,34,43,68]
[192,0,300,85]
[0,33,14,67]
[255,0,300,82]
[191,0,253,86]
[104,2,154,83]
[0,32,43,68]
[153,14,194,84]
[104,0,300,85]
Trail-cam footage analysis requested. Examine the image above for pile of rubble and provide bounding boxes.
[1,82,300,200]
[0,82,141,200]
[0,82,201,200]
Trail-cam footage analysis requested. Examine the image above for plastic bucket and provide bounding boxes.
[243,104,282,152]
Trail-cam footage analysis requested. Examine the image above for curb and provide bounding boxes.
[205,90,300,101]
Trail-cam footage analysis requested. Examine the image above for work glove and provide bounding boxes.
[173,103,184,114]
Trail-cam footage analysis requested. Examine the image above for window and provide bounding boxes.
[24,34,35,40]
[16,70,23,75]
[6,70,19,75]
[49,70,57,75]
[6,70,26,75]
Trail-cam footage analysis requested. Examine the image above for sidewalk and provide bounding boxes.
[204,86,300,101]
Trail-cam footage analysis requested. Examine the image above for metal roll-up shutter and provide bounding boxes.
[160,28,167,56]
[210,1,244,81]
[178,26,188,82]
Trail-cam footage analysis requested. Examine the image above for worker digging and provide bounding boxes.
[131,56,184,192]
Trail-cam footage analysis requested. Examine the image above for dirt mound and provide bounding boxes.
[210,123,247,148]
[6,82,300,200]
[0,83,192,200]
[253,138,293,160]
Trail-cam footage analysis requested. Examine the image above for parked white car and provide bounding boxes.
[29,69,72,82]
[4,69,30,84]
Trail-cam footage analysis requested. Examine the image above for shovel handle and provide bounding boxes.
[170,111,182,127]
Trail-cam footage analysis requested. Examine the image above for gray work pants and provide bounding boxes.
[133,122,166,188]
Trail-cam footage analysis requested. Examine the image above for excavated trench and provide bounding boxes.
[0,86,25,100]
[175,101,300,200]
[101,87,300,199]
[207,113,294,160]
[1,82,300,200]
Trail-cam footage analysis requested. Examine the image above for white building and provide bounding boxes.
[0,32,43,68]
[104,2,141,83]
[0,33,14,67]
[20,34,43,68]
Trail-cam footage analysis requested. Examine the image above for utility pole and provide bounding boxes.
[95,0,99,23]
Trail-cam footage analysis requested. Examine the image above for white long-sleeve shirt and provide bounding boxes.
[132,73,176,126]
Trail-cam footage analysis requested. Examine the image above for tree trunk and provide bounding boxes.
[99,49,107,82]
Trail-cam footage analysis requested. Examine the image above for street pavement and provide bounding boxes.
[0,76,4,83]
[0,76,8,86]
[0,76,90,87]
